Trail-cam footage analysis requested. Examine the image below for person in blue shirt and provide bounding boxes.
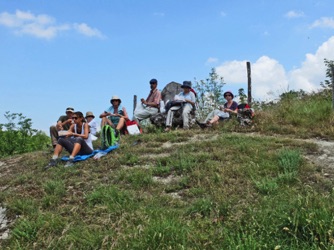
[99,95,129,135]
[164,81,196,132]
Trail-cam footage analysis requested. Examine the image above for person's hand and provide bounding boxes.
[141,98,146,104]
[66,132,73,137]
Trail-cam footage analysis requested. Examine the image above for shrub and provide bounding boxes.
[0,112,49,157]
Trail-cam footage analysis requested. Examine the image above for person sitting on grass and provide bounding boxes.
[99,95,129,136]
[49,107,75,148]
[164,81,196,132]
[197,90,238,128]
[133,78,161,123]
[85,111,98,136]
[45,111,93,169]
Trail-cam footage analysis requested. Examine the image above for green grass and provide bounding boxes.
[1,90,334,249]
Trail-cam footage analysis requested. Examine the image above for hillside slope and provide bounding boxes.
[1,129,334,249]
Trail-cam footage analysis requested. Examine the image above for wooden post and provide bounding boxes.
[246,62,252,106]
[332,65,334,110]
[133,95,137,115]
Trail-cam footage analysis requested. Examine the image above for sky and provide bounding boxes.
[0,0,334,133]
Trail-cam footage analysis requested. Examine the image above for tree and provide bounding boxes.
[0,112,49,157]
[194,68,225,120]
[321,58,334,89]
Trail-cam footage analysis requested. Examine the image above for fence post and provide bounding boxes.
[133,95,137,115]
[246,62,252,106]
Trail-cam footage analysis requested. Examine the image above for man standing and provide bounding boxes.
[134,78,161,122]
[49,107,74,148]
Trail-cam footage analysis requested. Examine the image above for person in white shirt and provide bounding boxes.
[85,111,98,136]
[164,81,196,132]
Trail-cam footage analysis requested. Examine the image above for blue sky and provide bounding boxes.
[1,0,334,133]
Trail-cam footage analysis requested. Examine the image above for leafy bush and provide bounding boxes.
[0,112,49,157]
[194,68,226,120]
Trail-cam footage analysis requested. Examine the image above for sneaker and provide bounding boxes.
[64,159,75,168]
[44,159,58,170]
[196,120,207,129]
[115,129,120,139]
[164,127,171,132]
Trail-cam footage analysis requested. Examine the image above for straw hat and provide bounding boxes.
[85,111,95,118]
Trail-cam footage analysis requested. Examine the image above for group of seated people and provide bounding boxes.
[46,78,242,169]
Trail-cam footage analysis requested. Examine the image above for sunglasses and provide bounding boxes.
[224,94,232,97]
[72,117,78,120]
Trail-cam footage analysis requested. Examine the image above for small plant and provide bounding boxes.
[43,180,66,196]
[278,149,302,174]
[254,177,279,195]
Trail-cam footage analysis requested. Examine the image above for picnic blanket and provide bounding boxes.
[61,144,119,162]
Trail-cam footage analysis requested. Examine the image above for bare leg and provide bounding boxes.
[53,144,63,156]
[70,143,82,158]
[208,115,220,125]
[101,117,114,128]
[116,117,125,130]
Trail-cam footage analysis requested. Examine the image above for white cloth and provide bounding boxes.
[165,104,193,129]
[204,109,229,122]
[88,118,98,136]
[134,103,159,120]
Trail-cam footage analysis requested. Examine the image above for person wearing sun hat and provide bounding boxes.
[49,107,75,148]
[197,90,238,128]
[99,95,129,135]
[85,111,98,136]
[134,78,162,123]
[164,81,196,132]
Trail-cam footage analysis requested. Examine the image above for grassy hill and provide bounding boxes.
[1,90,334,249]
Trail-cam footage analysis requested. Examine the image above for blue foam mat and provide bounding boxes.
[61,144,119,162]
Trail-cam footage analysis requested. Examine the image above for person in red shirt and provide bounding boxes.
[134,78,161,123]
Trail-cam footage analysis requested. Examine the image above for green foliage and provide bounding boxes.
[238,88,248,104]
[278,149,302,174]
[321,58,334,89]
[194,68,225,120]
[253,89,334,138]
[254,177,279,194]
[0,111,49,157]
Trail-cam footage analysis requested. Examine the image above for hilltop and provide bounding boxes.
[1,90,334,249]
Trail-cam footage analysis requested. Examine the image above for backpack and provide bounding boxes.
[100,125,119,149]
[237,103,255,126]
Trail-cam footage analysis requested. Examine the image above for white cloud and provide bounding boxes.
[288,36,334,90]
[0,10,104,39]
[73,23,104,38]
[206,57,219,64]
[215,36,334,101]
[310,17,334,29]
[284,10,305,19]
[216,57,288,101]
